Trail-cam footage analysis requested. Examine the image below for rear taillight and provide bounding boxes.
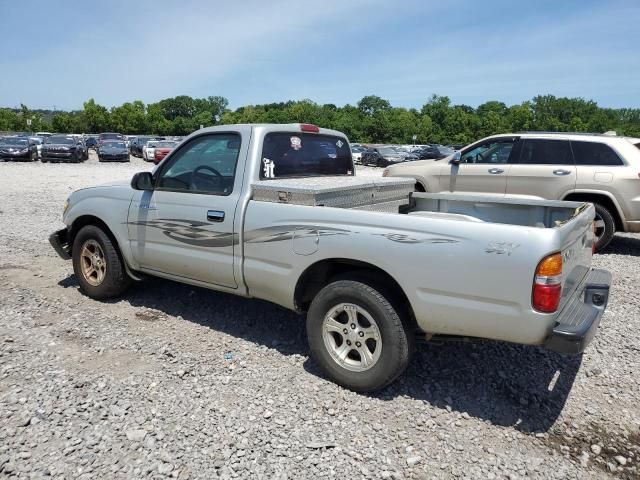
[533,253,562,313]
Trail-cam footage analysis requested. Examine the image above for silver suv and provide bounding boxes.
[384,132,640,251]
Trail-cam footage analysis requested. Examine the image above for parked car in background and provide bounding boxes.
[97,141,130,162]
[384,132,640,251]
[35,132,53,138]
[41,135,85,163]
[85,137,98,149]
[152,141,178,164]
[70,135,89,160]
[361,146,416,167]
[413,144,456,160]
[0,136,38,161]
[98,132,124,146]
[351,145,366,164]
[142,140,163,162]
[131,136,163,157]
[29,136,44,159]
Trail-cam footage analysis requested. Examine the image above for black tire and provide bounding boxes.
[307,279,413,392]
[72,225,132,299]
[593,203,615,252]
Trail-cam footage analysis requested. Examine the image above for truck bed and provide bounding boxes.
[406,192,588,228]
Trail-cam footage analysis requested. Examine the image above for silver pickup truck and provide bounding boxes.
[50,123,612,392]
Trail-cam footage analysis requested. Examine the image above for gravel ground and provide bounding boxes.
[0,152,639,479]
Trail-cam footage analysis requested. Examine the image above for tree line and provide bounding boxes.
[1,94,639,145]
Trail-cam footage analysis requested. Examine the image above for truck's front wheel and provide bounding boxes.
[307,279,412,392]
[72,225,132,300]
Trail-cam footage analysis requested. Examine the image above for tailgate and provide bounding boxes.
[557,204,595,311]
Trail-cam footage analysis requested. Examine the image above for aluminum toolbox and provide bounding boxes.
[251,176,415,209]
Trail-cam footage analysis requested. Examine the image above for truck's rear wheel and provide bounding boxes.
[307,279,412,392]
[593,203,615,252]
[72,225,131,299]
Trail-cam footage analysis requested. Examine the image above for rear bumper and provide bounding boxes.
[544,268,611,354]
[49,228,71,260]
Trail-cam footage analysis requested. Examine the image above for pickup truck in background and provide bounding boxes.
[50,124,612,392]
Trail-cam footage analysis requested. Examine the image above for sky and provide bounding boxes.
[1,0,639,111]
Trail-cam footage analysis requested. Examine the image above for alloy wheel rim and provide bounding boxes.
[322,303,382,372]
[80,239,106,286]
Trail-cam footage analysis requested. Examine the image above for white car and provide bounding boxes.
[142,140,160,162]
[29,136,43,158]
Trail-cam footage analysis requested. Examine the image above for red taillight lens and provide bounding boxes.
[300,123,320,133]
[533,283,562,313]
[533,253,562,313]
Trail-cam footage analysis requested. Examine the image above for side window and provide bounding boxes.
[461,139,514,164]
[518,139,572,165]
[571,141,623,166]
[156,133,240,195]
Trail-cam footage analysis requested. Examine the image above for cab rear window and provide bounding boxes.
[260,133,353,179]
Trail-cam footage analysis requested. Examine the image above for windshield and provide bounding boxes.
[104,142,126,148]
[46,136,74,145]
[260,133,353,179]
[101,133,123,140]
[2,137,28,146]
[156,141,177,148]
[379,147,397,155]
[438,146,455,155]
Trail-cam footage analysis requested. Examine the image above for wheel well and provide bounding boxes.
[563,193,623,231]
[69,216,121,253]
[414,182,426,192]
[294,259,416,324]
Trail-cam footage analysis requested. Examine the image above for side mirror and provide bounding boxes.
[131,171,154,191]
[449,151,462,165]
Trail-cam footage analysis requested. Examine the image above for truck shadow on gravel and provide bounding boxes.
[367,341,582,433]
[601,234,640,256]
[59,274,581,434]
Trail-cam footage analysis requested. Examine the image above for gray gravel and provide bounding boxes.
[0,153,639,479]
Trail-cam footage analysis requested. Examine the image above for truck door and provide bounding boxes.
[506,138,576,200]
[440,137,517,195]
[127,132,247,288]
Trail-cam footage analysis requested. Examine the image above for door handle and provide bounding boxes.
[553,169,571,176]
[207,210,225,222]
[487,168,504,174]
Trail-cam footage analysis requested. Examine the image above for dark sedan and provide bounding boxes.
[361,146,417,167]
[98,141,130,162]
[85,137,98,149]
[0,136,38,161]
[41,136,85,163]
[412,144,455,160]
